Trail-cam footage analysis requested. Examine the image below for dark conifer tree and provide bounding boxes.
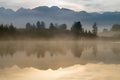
[41,21,45,29]
[36,21,41,29]
[26,22,31,29]
[49,23,56,30]
[92,22,98,37]
[71,21,83,37]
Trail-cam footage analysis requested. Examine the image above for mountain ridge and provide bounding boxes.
[0,6,119,29]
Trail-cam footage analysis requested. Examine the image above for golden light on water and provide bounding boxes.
[0,63,120,80]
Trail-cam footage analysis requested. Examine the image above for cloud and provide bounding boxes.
[61,0,120,12]
[0,0,119,12]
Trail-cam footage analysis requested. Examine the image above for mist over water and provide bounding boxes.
[0,40,120,80]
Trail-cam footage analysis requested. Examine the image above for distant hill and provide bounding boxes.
[0,6,120,29]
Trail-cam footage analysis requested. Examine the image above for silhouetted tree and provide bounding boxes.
[36,21,45,29]
[111,24,120,31]
[0,21,100,39]
[3,25,9,33]
[59,24,67,30]
[92,22,98,37]
[0,24,4,34]
[49,23,56,30]
[26,22,31,29]
[41,21,45,29]
[71,21,83,37]
[9,23,16,34]
[84,30,88,37]
[36,21,41,29]
[88,30,92,37]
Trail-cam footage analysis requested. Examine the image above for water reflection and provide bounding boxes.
[111,43,120,56]
[0,41,120,69]
[0,45,15,57]
[0,41,97,58]
[92,44,97,57]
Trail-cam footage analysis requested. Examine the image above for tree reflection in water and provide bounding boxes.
[0,41,120,69]
[0,41,99,58]
[111,43,120,56]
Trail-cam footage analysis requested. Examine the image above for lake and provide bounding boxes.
[0,40,120,80]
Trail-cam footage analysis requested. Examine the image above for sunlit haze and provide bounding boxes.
[0,0,120,80]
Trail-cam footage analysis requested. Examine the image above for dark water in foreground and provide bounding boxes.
[0,41,120,80]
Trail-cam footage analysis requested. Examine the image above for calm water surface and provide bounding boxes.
[0,41,120,80]
[0,41,120,69]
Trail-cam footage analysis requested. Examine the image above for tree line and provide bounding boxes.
[0,21,98,39]
[111,24,120,32]
[0,24,16,37]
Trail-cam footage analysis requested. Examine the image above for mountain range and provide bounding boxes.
[0,6,120,29]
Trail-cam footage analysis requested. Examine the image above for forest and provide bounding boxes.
[0,21,98,39]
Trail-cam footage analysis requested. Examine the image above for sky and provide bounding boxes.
[0,0,120,12]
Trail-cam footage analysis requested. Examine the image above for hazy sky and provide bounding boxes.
[0,0,120,12]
